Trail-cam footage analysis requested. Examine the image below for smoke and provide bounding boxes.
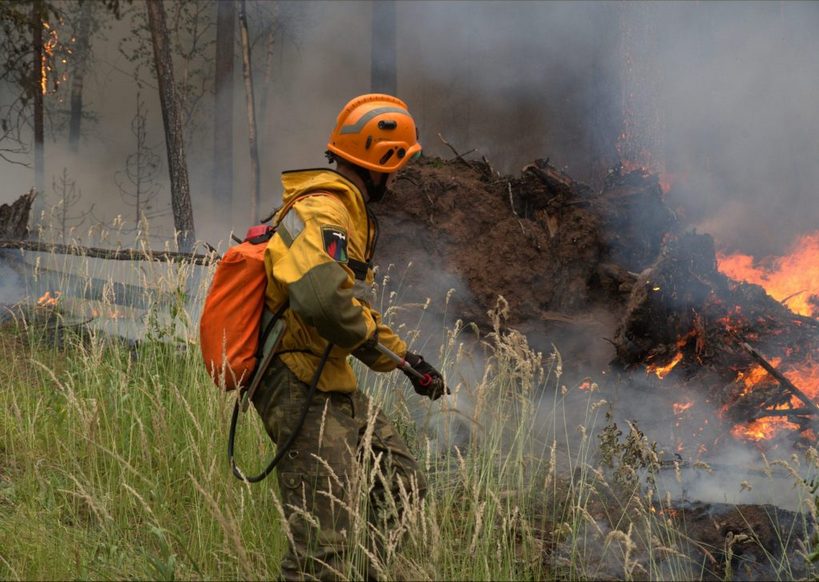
[634,2,819,255]
[2,1,817,254]
[0,261,23,305]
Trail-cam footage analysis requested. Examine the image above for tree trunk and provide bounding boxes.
[145,0,196,251]
[213,0,235,215]
[68,0,92,152]
[371,0,396,94]
[258,7,277,209]
[238,0,260,223]
[31,1,45,205]
[258,6,276,142]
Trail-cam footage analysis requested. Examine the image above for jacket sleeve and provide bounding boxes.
[352,307,408,372]
[270,198,376,350]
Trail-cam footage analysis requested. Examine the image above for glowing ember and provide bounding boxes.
[673,400,694,415]
[647,351,684,379]
[736,358,782,396]
[578,378,598,391]
[730,356,819,442]
[37,290,62,307]
[41,23,59,96]
[717,232,819,318]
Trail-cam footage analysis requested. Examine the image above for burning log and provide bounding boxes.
[739,341,819,415]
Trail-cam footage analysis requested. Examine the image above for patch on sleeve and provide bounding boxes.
[321,226,348,263]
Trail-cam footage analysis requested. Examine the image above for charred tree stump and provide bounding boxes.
[0,191,35,240]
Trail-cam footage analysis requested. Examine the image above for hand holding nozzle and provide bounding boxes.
[375,343,448,400]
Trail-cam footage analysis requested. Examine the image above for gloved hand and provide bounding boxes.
[403,352,449,400]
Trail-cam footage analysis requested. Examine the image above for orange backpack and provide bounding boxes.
[200,225,275,390]
[200,194,321,390]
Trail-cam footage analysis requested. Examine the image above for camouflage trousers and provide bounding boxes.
[252,357,426,581]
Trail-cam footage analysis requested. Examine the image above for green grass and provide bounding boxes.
[2,236,818,580]
[0,322,285,579]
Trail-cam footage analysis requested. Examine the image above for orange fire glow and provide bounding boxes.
[730,356,819,442]
[41,22,59,96]
[717,232,819,318]
[731,413,800,442]
[647,351,684,379]
[37,290,62,307]
[736,359,782,396]
[646,330,698,380]
[673,400,694,415]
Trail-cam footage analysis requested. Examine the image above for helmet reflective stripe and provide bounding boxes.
[339,106,412,135]
[328,93,422,172]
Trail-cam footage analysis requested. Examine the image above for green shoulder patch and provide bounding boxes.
[321,226,348,263]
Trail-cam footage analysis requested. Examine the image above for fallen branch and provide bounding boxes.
[739,341,819,415]
[0,239,218,265]
[507,182,518,217]
[780,289,805,307]
[751,408,815,420]
[436,133,477,169]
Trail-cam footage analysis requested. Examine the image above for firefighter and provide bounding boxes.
[253,93,446,580]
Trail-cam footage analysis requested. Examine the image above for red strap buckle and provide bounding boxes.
[244,225,273,243]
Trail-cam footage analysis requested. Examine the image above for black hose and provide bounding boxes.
[228,342,334,483]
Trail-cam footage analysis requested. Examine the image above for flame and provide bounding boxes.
[730,356,819,442]
[645,330,697,379]
[731,413,799,442]
[736,358,782,396]
[37,290,62,307]
[717,232,819,318]
[40,21,59,96]
[647,351,684,379]
[88,305,124,320]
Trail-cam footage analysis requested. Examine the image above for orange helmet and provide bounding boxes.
[327,94,422,173]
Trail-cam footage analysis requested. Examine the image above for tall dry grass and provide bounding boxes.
[1,219,818,580]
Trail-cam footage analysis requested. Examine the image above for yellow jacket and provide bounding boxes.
[264,169,407,392]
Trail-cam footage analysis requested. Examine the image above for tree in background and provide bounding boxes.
[371,0,396,95]
[238,0,260,223]
[119,0,216,145]
[31,0,46,198]
[67,0,94,151]
[212,0,234,216]
[0,0,114,223]
[116,91,168,230]
[250,1,306,213]
[168,0,215,143]
[51,166,93,241]
[145,0,195,252]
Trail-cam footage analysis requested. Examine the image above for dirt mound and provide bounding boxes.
[378,156,819,449]
[377,156,673,367]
